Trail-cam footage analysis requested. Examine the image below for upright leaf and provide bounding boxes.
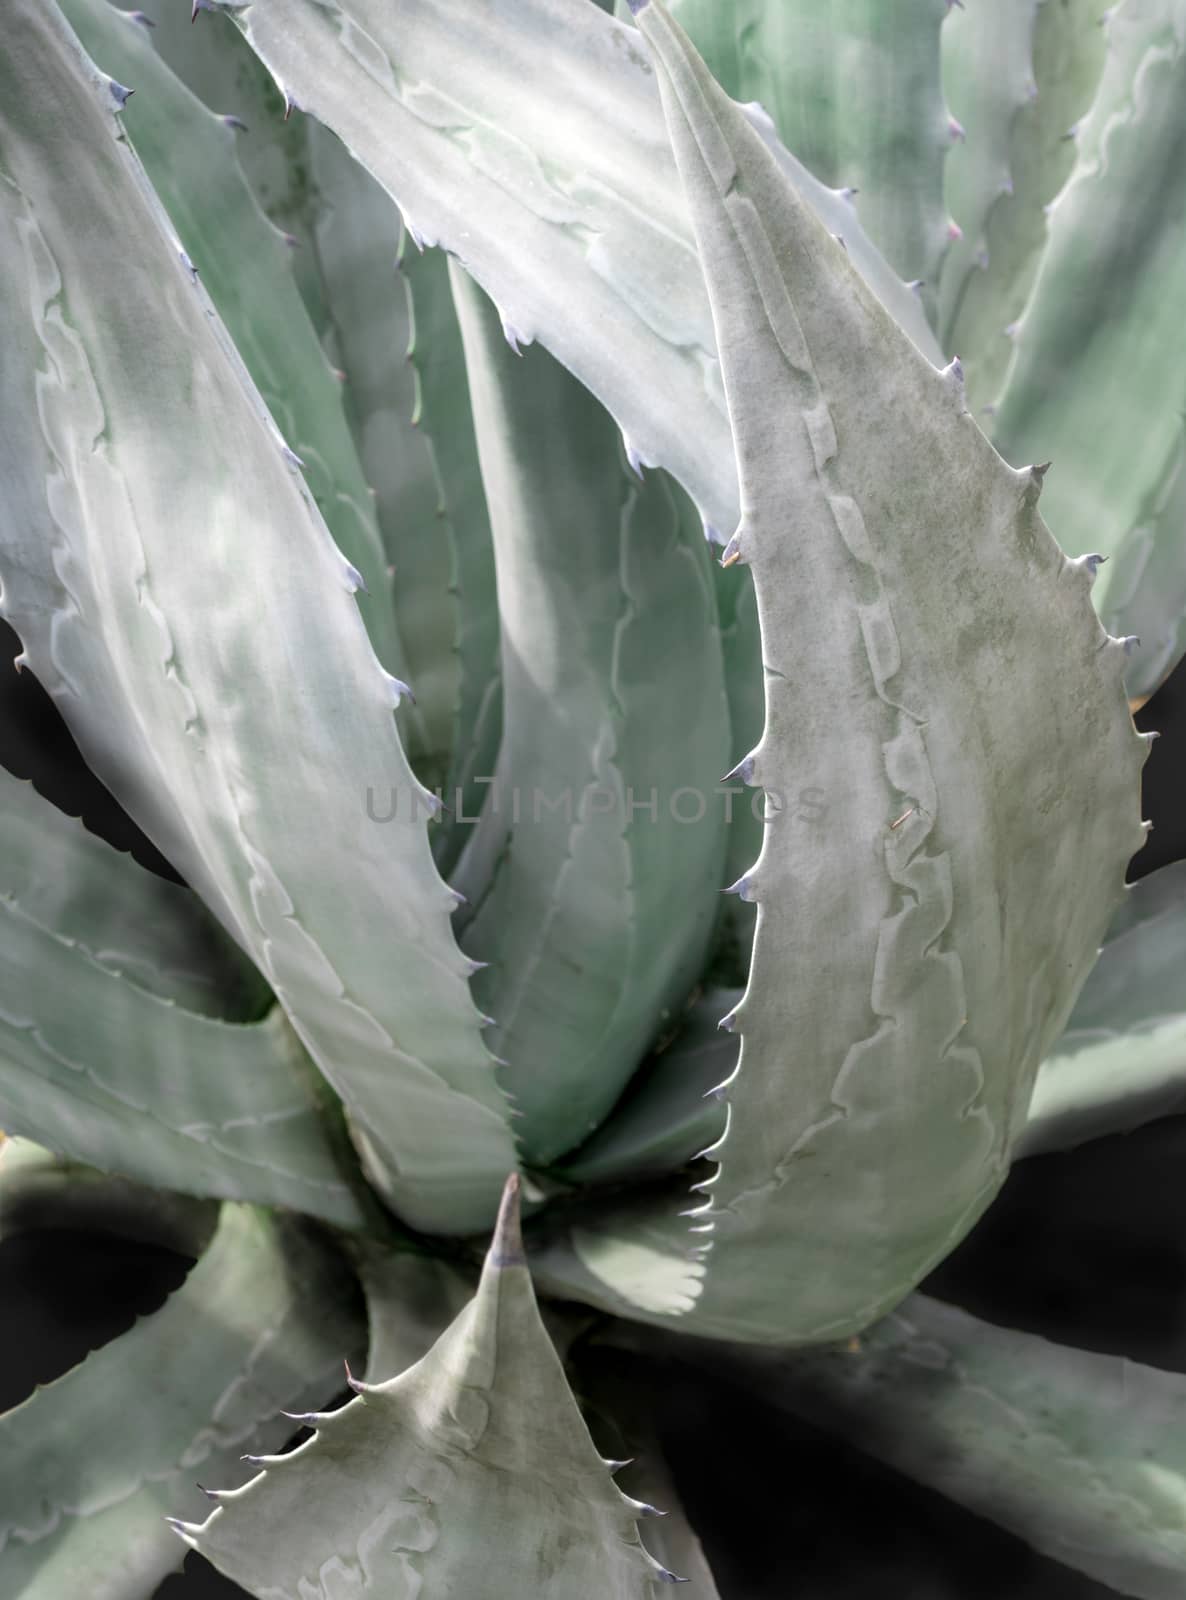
[0,0,517,1233]
[634,0,958,295]
[208,0,942,542]
[0,1202,365,1600]
[939,0,1110,406]
[532,0,1146,1344]
[69,0,410,686]
[175,1178,685,1595]
[449,266,730,1164]
[991,0,1186,700]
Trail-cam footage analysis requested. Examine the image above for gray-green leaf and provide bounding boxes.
[176,1178,684,1595]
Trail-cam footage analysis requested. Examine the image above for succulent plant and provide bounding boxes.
[1,0,1185,1594]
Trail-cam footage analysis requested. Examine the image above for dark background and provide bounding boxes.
[2,616,1183,1599]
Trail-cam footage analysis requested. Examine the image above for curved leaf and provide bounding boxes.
[0,771,366,1223]
[991,0,1186,700]
[0,0,517,1233]
[176,1178,685,1595]
[68,0,410,686]
[939,0,1109,407]
[635,0,957,295]
[1020,862,1186,1155]
[449,266,730,1164]
[701,1292,1186,1600]
[0,1137,217,1258]
[211,0,941,543]
[531,0,1146,1345]
[556,989,737,1188]
[0,1202,365,1600]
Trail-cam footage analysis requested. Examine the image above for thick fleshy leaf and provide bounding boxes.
[0,1202,365,1600]
[556,990,737,1188]
[67,0,410,686]
[939,0,1109,406]
[176,1179,683,1595]
[448,266,730,1164]
[0,772,367,1225]
[0,768,264,1021]
[209,0,941,542]
[307,124,460,797]
[1020,862,1186,1156]
[939,0,1043,355]
[628,0,957,295]
[576,1346,723,1598]
[0,1137,217,1258]
[697,1293,1186,1600]
[0,0,517,1233]
[991,0,1186,700]
[531,1,1147,1345]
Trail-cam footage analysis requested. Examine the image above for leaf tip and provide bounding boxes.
[490,1172,526,1267]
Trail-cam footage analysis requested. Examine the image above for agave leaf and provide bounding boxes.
[0,770,365,1222]
[175,1178,684,1595]
[448,265,730,1164]
[355,1243,477,1384]
[306,125,460,798]
[69,0,410,688]
[0,767,265,1022]
[399,231,503,872]
[529,0,1147,1345]
[0,1202,365,1600]
[625,0,957,299]
[207,0,942,541]
[938,0,1043,353]
[939,0,1110,407]
[1020,862,1186,1156]
[991,0,1186,700]
[0,915,367,1227]
[696,1293,1186,1600]
[556,989,737,1188]
[0,1137,218,1258]
[714,562,765,972]
[0,0,518,1233]
[576,1346,723,1598]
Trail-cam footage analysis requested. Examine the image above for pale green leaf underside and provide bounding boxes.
[534,0,1146,1345]
[449,266,730,1164]
[0,1202,365,1600]
[0,1,517,1233]
[707,1292,1186,1600]
[643,0,956,296]
[939,0,1110,408]
[179,1182,682,1596]
[70,0,410,686]
[214,0,940,543]
[991,0,1186,699]
[0,1136,218,1259]
[1020,862,1186,1156]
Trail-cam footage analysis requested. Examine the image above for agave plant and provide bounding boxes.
[3,0,1186,1593]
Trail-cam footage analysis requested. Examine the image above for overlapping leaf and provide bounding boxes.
[0,1202,365,1600]
[176,1180,684,1596]
[0,0,517,1233]
[531,0,1146,1344]
[991,0,1186,700]
[449,266,730,1164]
